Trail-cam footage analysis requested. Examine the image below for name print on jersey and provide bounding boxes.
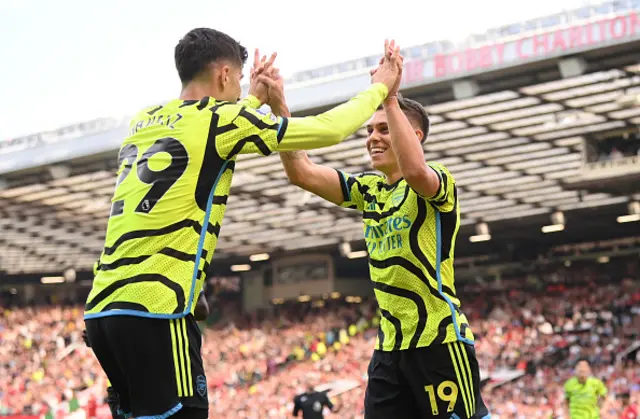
[129,112,184,136]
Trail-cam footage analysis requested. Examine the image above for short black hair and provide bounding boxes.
[174,28,248,85]
[378,95,431,143]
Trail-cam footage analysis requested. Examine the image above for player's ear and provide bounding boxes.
[208,63,225,90]
[415,128,424,143]
[220,65,231,86]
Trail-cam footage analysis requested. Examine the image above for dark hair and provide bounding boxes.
[174,28,248,85]
[378,94,431,143]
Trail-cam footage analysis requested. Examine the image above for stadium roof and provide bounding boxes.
[1,41,640,275]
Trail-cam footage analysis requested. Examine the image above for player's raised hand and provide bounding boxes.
[371,40,404,97]
[249,48,277,104]
[257,67,289,116]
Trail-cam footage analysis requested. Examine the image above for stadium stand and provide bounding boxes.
[1,257,638,418]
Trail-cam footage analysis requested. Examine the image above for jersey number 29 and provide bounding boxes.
[110,137,189,217]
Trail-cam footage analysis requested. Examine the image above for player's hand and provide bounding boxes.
[254,66,290,117]
[371,40,403,98]
[249,48,277,105]
[261,67,286,113]
[194,291,209,321]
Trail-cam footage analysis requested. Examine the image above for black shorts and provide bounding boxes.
[85,314,208,419]
[364,341,490,419]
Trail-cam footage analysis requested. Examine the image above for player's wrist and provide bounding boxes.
[383,95,399,107]
[271,102,291,117]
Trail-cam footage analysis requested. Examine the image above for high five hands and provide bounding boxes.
[371,39,404,99]
[250,48,287,114]
[249,48,277,105]
[250,39,403,111]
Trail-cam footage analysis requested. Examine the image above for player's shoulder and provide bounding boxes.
[564,377,578,387]
[209,98,281,127]
[428,161,455,180]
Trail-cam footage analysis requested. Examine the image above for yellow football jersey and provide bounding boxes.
[338,163,473,350]
[85,84,389,319]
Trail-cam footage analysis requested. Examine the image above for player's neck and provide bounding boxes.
[383,168,403,185]
[179,82,218,101]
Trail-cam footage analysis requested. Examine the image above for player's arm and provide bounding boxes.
[213,83,389,159]
[325,394,341,413]
[268,72,347,205]
[279,151,345,205]
[597,379,608,408]
[280,151,376,210]
[384,96,440,198]
[269,73,375,206]
[292,396,301,417]
[276,83,388,151]
[563,381,572,417]
[385,97,457,213]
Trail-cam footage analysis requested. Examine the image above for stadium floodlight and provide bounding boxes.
[47,164,71,180]
[452,80,479,100]
[230,264,251,272]
[64,268,76,282]
[339,241,352,258]
[41,276,64,284]
[469,222,491,243]
[542,224,565,233]
[347,250,368,259]
[249,253,270,262]
[558,57,587,79]
[542,211,565,233]
[617,201,640,223]
[617,214,640,223]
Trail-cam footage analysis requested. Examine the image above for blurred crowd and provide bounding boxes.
[0,261,638,418]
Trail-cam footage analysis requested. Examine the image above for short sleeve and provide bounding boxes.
[325,394,334,410]
[597,380,608,397]
[563,380,572,399]
[336,170,380,211]
[213,102,289,159]
[292,396,301,416]
[425,162,456,213]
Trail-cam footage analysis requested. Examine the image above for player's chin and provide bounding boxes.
[370,154,390,170]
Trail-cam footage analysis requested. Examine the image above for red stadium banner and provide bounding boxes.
[400,11,640,83]
[433,11,639,78]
